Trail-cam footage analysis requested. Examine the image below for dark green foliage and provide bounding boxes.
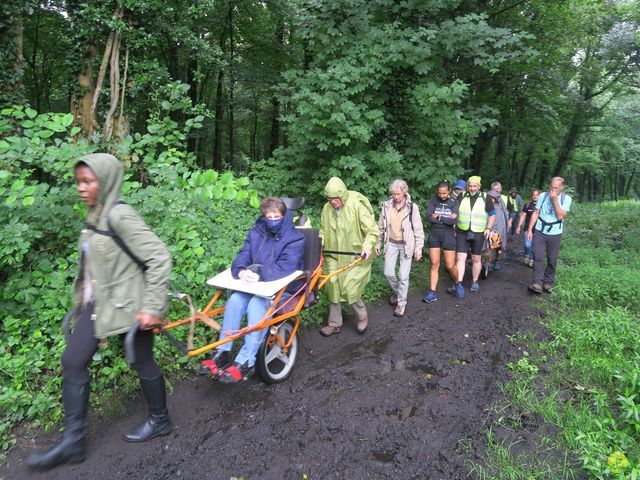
[253,0,533,205]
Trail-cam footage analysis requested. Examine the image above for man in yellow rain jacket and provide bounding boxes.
[319,177,379,336]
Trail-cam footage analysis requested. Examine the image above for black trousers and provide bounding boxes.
[61,303,161,383]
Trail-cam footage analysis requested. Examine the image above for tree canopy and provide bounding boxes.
[1,0,638,202]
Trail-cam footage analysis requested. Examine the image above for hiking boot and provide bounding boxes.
[493,260,502,271]
[388,295,398,306]
[356,316,368,334]
[455,282,465,299]
[198,350,232,376]
[528,258,534,268]
[219,362,253,384]
[528,283,543,293]
[522,256,529,265]
[469,281,480,292]
[319,325,341,337]
[393,305,405,318]
[543,284,554,293]
[423,291,437,303]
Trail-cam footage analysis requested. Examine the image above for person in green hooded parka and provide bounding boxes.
[319,177,379,336]
[28,154,173,470]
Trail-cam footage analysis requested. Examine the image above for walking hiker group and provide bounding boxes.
[27,153,571,471]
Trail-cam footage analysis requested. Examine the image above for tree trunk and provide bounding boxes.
[212,69,225,170]
[103,29,121,141]
[575,173,583,199]
[70,44,98,136]
[267,96,280,159]
[553,105,583,178]
[267,20,285,159]
[469,129,493,173]
[212,3,233,170]
[518,144,534,187]
[251,91,258,162]
[227,4,234,166]
[536,148,551,188]
[92,31,115,119]
[115,45,130,141]
[30,12,40,110]
[624,167,636,197]
[0,1,24,105]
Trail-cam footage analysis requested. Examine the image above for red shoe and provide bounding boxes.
[198,350,232,376]
[219,362,253,384]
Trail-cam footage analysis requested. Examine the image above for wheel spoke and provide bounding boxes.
[277,353,290,366]
[265,345,281,364]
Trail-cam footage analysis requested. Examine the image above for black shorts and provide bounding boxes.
[455,228,484,256]
[428,228,456,251]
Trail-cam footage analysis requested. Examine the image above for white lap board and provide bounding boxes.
[206,269,303,298]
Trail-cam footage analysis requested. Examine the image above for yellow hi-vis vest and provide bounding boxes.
[507,195,518,212]
[501,194,508,210]
[457,193,488,232]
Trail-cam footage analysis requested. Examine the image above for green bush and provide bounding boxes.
[0,103,259,459]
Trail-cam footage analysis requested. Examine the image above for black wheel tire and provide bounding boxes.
[256,321,298,384]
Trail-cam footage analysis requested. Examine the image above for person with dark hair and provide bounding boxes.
[452,179,466,200]
[28,154,173,469]
[199,197,305,382]
[527,177,572,293]
[423,180,458,303]
[375,179,424,317]
[507,187,523,237]
[516,189,541,267]
[319,177,379,336]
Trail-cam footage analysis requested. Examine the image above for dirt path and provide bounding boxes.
[2,244,540,480]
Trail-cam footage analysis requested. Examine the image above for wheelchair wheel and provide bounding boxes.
[256,320,298,384]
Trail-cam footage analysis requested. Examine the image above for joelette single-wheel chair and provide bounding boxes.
[124,198,362,384]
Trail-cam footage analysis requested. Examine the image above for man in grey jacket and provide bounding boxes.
[375,179,424,318]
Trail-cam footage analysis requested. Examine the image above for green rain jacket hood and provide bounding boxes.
[324,177,349,203]
[74,154,171,339]
[320,177,379,304]
[77,153,123,229]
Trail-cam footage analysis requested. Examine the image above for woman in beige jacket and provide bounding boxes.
[375,179,424,317]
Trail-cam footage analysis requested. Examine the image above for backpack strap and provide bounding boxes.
[84,200,148,272]
[408,201,414,231]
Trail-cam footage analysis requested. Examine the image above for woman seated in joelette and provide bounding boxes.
[199,197,305,383]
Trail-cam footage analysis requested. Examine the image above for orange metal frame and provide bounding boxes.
[161,255,362,357]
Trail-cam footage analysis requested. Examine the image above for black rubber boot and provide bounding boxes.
[122,375,172,442]
[27,380,89,469]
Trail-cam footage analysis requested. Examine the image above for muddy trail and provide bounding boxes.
[2,244,542,480]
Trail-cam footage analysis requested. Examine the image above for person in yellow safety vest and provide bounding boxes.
[450,176,495,298]
[507,187,522,237]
